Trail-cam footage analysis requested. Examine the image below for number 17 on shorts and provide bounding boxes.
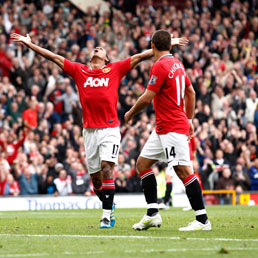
[111,144,119,159]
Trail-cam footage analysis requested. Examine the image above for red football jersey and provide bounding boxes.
[64,58,131,128]
[147,54,191,135]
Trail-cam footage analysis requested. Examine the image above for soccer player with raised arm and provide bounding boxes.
[11,32,188,229]
[125,30,211,231]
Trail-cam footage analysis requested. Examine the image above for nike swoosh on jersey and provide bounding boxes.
[81,69,87,73]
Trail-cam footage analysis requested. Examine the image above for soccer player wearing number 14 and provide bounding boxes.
[125,30,211,231]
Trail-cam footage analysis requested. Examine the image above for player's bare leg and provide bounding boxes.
[174,165,211,231]
[91,171,103,201]
[98,161,115,228]
[90,162,115,228]
[132,157,162,230]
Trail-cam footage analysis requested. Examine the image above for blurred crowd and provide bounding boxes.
[0,0,258,198]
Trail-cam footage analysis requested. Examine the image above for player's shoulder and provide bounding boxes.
[153,59,166,69]
[153,55,174,70]
[167,57,186,72]
[172,57,185,70]
[67,59,88,68]
[111,57,130,66]
[107,58,130,74]
[161,56,182,65]
[76,62,88,70]
[174,57,184,66]
[77,62,92,75]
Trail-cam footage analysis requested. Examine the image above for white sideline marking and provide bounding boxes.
[126,247,258,252]
[1,234,258,242]
[1,248,258,257]
[0,254,48,257]
[0,251,104,257]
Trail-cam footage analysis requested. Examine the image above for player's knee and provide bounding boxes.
[174,165,192,181]
[101,161,114,179]
[136,156,156,174]
[102,161,112,172]
[91,177,102,188]
[136,159,145,174]
[91,174,102,188]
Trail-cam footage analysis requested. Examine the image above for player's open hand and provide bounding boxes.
[10,33,32,46]
[171,35,189,47]
[178,37,189,46]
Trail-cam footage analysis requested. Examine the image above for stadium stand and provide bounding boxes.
[0,0,257,198]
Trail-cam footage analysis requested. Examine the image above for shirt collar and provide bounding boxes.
[157,54,173,62]
[89,65,106,70]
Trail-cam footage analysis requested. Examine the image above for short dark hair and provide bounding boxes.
[151,30,171,51]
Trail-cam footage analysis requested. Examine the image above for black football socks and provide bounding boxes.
[93,186,103,201]
[102,179,115,210]
[183,174,208,224]
[140,169,159,216]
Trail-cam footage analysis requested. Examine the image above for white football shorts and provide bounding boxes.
[165,161,194,177]
[140,129,191,167]
[165,165,176,177]
[82,127,121,174]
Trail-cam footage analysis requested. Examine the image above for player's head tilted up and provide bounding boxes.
[89,46,109,69]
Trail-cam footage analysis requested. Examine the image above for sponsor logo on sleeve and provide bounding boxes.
[149,75,158,85]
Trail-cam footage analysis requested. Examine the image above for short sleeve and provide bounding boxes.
[147,62,167,93]
[113,58,131,78]
[185,74,191,87]
[64,59,78,78]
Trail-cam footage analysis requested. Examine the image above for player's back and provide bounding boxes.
[147,55,191,135]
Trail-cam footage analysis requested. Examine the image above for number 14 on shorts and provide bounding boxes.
[165,146,176,160]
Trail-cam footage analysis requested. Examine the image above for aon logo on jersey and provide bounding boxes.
[84,77,109,87]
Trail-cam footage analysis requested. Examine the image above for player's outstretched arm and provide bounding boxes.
[130,49,153,68]
[130,36,189,68]
[11,33,64,70]
[124,89,156,123]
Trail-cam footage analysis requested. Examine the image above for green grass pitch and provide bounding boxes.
[0,206,258,258]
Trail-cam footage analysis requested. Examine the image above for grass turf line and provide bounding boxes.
[0,206,257,258]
